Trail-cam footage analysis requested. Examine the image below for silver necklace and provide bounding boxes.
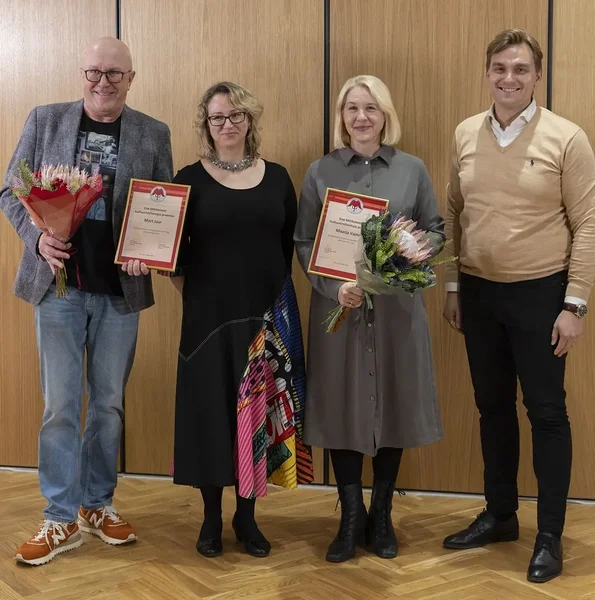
[209,154,254,172]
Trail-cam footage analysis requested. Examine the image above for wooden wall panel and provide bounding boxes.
[330,0,549,495]
[120,0,325,481]
[552,0,595,500]
[0,0,116,467]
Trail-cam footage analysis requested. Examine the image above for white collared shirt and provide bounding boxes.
[447,99,585,307]
[488,99,537,147]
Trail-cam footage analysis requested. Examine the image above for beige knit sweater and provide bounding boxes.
[445,106,595,301]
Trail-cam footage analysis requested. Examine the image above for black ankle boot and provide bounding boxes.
[326,482,367,563]
[367,479,398,558]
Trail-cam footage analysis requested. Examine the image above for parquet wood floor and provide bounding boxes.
[1,471,594,599]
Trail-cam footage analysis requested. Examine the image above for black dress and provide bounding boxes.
[171,160,312,496]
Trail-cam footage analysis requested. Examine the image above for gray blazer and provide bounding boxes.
[0,99,174,312]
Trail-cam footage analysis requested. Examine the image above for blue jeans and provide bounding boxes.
[35,285,139,523]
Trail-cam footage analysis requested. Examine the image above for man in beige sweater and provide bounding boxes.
[442,29,595,584]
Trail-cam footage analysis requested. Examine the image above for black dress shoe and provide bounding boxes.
[443,510,519,549]
[527,532,563,583]
[196,536,223,557]
[196,519,223,557]
[232,514,271,557]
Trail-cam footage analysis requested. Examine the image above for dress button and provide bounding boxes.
[367,322,372,328]
[369,371,374,376]
[365,182,371,188]
[368,348,373,353]
[365,160,369,165]
[370,396,375,401]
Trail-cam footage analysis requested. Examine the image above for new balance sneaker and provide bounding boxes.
[15,520,83,565]
[78,506,137,545]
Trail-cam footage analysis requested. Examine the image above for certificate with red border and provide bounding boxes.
[307,187,389,281]
[115,179,191,271]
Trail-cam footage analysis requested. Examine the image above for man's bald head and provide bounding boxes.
[82,37,133,71]
[80,37,135,122]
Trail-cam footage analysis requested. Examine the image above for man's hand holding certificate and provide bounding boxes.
[115,179,190,272]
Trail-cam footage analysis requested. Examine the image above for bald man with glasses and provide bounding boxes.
[0,36,173,565]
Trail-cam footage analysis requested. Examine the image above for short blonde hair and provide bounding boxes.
[333,75,402,149]
[195,81,263,159]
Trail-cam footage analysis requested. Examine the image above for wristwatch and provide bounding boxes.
[563,302,588,318]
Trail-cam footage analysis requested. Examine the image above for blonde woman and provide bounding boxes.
[168,82,311,558]
[295,75,445,563]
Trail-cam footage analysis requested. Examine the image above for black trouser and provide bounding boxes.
[330,448,404,486]
[460,272,571,535]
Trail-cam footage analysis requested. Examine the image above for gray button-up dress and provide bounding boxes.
[294,145,445,455]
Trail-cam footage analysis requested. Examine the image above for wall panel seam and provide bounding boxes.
[323,0,330,486]
[547,0,553,109]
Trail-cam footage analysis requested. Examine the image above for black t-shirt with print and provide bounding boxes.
[65,113,124,296]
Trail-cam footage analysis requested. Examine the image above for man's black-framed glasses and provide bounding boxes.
[207,112,247,127]
[82,69,132,83]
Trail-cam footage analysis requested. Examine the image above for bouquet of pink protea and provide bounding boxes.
[11,159,103,297]
[325,211,455,332]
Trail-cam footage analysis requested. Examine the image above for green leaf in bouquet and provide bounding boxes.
[372,216,383,271]
[399,270,434,284]
[361,220,379,266]
[18,159,35,187]
[426,239,459,266]
[324,305,348,333]
[427,254,458,267]
[12,159,36,197]
[376,247,389,271]
[361,218,377,250]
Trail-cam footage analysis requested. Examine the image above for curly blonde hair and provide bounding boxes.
[195,81,263,159]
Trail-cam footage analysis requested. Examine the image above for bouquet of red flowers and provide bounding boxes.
[11,159,103,297]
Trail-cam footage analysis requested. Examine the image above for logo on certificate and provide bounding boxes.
[150,186,166,202]
[346,197,364,214]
